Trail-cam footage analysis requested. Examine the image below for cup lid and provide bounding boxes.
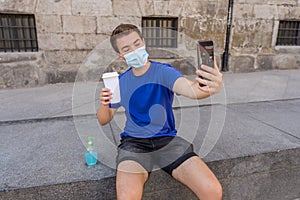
[102,72,119,79]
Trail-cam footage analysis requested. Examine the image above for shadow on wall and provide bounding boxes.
[0,49,196,89]
[105,47,196,79]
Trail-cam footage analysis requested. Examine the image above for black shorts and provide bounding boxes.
[116,136,198,176]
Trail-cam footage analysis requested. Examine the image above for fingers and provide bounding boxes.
[195,59,223,94]
[196,68,222,84]
[195,76,220,94]
[200,56,221,75]
[214,56,220,70]
[100,88,112,106]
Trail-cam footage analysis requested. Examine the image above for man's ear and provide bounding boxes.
[117,53,125,61]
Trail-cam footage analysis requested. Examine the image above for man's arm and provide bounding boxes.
[173,58,223,99]
[96,88,117,125]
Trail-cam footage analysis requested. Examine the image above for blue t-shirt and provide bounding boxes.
[110,61,183,138]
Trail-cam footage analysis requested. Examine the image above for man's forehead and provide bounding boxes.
[116,32,142,48]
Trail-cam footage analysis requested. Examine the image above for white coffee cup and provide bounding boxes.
[102,72,121,104]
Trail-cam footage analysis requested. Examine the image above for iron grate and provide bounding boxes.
[142,17,178,48]
[276,20,300,46]
[0,13,38,52]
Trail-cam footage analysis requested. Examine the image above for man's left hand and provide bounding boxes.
[195,57,223,95]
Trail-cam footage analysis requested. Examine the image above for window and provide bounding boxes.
[0,13,38,52]
[142,17,178,48]
[276,20,300,46]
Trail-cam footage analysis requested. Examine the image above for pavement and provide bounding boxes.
[0,69,300,200]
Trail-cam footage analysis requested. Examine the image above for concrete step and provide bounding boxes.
[1,69,300,199]
[1,147,299,200]
[1,100,300,199]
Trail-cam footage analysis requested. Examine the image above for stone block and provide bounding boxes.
[97,17,122,35]
[138,0,155,16]
[62,16,96,34]
[277,5,300,20]
[96,16,141,35]
[182,1,207,16]
[267,0,297,5]
[0,65,14,89]
[0,0,36,13]
[44,50,89,65]
[209,149,300,200]
[153,0,171,16]
[170,58,196,75]
[38,33,76,51]
[244,0,268,4]
[184,17,204,38]
[215,3,229,20]
[71,0,112,16]
[253,21,273,49]
[234,0,246,3]
[47,65,80,84]
[75,34,108,50]
[148,48,181,59]
[35,15,62,33]
[232,19,273,49]
[253,4,278,19]
[229,56,255,72]
[0,63,39,89]
[256,55,274,70]
[206,2,218,18]
[112,0,141,16]
[275,46,300,54]
[36,0,72,15]
[0,52,39,64]
[233,4,254,19]
[272,54,300,69]
[0,52,47,89]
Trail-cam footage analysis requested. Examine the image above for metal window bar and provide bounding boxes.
[276,20,300,46]
[0,13,38,52]
[142,17,178,48]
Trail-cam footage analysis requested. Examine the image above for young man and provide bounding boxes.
[97,24,223,200]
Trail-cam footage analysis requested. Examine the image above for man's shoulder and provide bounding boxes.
[151,61,173,68]
[151,61,182,76]
[119,67,132,79]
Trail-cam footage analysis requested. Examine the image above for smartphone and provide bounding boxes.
[197,40,214,86]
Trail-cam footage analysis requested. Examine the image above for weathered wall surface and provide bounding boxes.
[230,0,300,72]
[0,0,299,88]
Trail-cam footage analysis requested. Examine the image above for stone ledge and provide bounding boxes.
[0,52,42,64]
[0,148,299,200]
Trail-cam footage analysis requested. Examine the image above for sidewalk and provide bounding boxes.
[1,69,300,200]
[1,69,300,122]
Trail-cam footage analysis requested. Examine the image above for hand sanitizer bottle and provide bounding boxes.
[85,136,98,166]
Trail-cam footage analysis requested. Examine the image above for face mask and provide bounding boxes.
[123,46,149,69]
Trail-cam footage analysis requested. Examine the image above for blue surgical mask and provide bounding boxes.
[123,46,149,69]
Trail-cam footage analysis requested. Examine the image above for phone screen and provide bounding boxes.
[197,40,214,86]
[197,41,214,68]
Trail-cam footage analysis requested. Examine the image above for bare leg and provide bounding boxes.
[172,156,222,200]
[116,160,149,200]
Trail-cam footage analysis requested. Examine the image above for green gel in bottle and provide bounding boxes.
[85,136,98,166]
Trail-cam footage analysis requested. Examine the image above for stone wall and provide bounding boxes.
[0,0,300,88]
[230,0,300,72]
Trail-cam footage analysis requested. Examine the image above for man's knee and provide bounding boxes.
[204,180,223,200]
[214,181,223,200]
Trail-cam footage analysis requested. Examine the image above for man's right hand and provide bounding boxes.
[97,88,116,125]
[100,88,113,106]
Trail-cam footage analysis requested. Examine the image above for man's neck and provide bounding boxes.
[132,61,151,76]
